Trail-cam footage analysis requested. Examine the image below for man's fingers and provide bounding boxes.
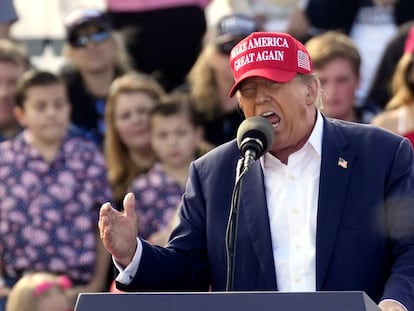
[100,202,113,216]
[123,192,136,218]
[99,202,113,237]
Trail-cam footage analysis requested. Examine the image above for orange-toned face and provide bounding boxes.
[237,76,318,160]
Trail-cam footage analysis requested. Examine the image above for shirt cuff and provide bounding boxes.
[114,238,143,285]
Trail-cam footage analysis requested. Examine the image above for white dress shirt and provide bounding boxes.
[260,111,323,291]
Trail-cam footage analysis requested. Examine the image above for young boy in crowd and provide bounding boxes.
[305,30,380,123]
[0,70,112,309]
[128,93,212,243]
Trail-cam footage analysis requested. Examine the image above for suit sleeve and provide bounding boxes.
[381,138,414,310]
[117,162,210,291]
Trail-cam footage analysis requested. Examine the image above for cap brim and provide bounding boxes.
[228,68,297,97]
[67,19,110,39]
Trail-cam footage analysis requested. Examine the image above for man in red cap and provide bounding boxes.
[99,32,414,311]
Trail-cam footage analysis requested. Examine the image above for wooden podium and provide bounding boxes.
[74,291,380,311]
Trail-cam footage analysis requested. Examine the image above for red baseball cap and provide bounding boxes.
[229,32,313,97]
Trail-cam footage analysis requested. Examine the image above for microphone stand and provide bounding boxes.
[225,158,248,291]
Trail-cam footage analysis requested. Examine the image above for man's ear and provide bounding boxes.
[306,78,318,106]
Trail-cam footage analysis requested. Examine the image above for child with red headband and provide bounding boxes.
[6,272,72,311]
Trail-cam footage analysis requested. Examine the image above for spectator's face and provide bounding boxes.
[69,24,116,73]
[237,76,317,158]
[315,57,359,121]
[0,61,25,127]
[15,83,71,145]
[114,91,155,151]
[150,114,201,167]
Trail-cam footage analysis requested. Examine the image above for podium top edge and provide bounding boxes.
[78,291,369,296]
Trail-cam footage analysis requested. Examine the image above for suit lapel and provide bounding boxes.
[316,118,354,289]
[240,161,277,288]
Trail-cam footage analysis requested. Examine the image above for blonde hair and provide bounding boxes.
[305,31,361,77]
[6,272,71,311]
[63,30,132,72]
[187,44,222,121]
[104,71,166,204]
[0,38,30,69]
[385,53,414,110]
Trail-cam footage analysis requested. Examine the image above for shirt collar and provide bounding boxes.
[260,110,324,166]
[308,110,323,158]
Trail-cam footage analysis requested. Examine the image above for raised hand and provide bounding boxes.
[99,192,139,267]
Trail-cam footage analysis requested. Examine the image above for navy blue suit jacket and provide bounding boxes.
[119,117,414,309]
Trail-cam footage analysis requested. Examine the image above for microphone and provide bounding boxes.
[236,116,275,170]
[226,116,274,290]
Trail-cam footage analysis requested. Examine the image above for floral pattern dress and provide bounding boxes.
[128,163,184,240]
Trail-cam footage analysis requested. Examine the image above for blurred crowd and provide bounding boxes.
[1,0,414,310]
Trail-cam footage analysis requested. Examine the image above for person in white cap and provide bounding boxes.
[61,6,130,148]
[185,13,260,146]
[99,31,414,311]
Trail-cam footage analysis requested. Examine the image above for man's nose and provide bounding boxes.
[255,87,271,105]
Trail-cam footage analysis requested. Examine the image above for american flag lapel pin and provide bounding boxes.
[337,157,348,169]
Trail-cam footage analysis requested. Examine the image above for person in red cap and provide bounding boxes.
[99,31,414,311]
[371,25,414,147]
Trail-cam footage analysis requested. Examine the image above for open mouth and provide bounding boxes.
[261,111,281,128]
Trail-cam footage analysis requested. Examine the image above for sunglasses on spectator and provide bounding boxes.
[217,37,244,55]
[69,30,110,48]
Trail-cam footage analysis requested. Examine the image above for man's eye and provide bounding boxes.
[240,85,255,93]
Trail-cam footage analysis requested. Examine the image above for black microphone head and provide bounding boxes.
[236,116,275,157]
